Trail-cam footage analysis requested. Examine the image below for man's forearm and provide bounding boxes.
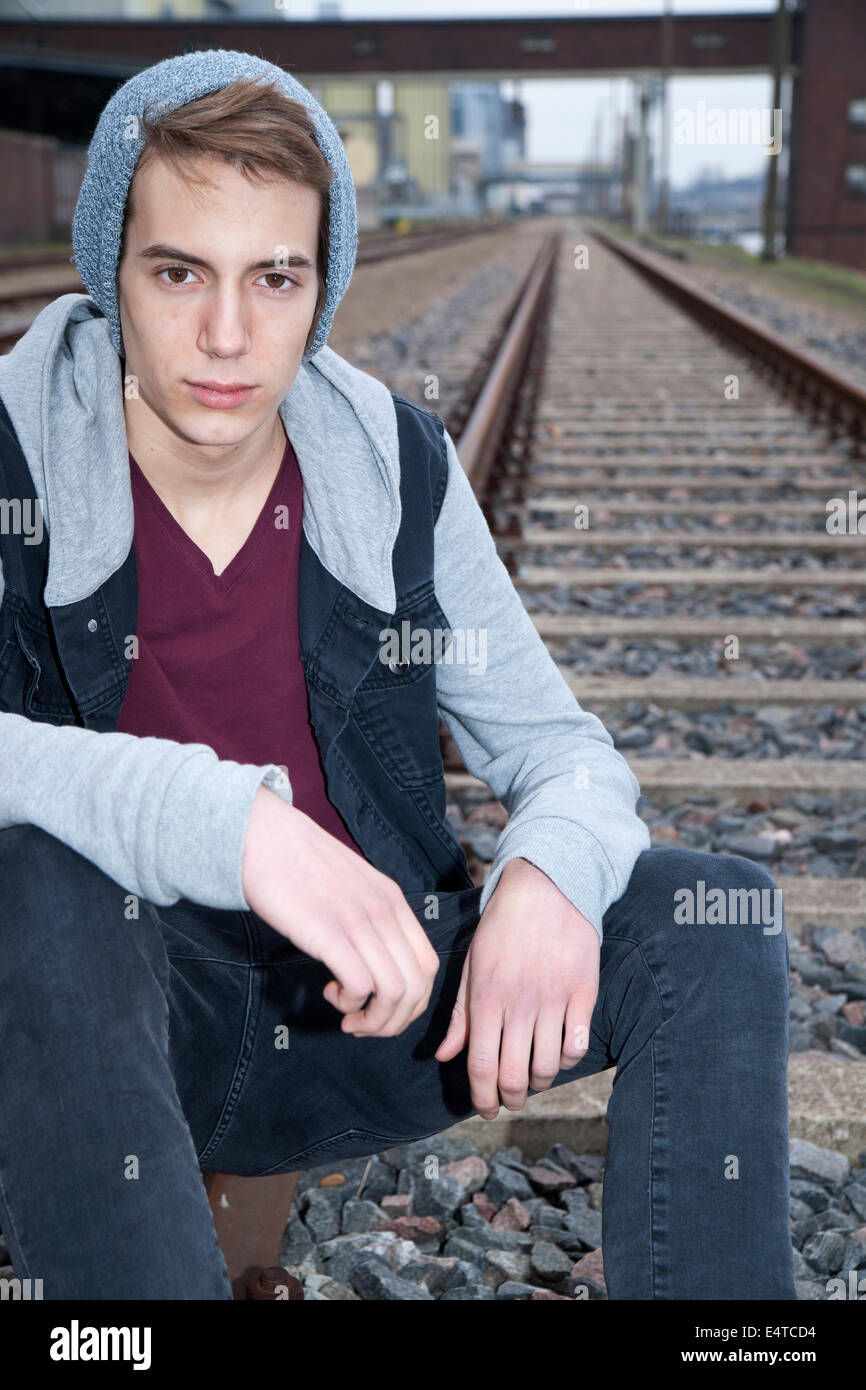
[0,711,294,907]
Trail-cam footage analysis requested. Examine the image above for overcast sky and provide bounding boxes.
[309,0,782,187]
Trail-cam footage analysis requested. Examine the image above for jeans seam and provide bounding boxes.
[196,918,262,1166]
[603,932,669,1300]
[650,1032,658,1300]
[0,1156,29,1282]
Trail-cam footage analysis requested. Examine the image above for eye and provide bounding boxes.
[254,271,297,293]
[158,265,198,286]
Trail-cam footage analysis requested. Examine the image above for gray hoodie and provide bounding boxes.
[0,293,650,939]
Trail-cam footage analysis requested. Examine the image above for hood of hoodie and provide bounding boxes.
[0,48,405,615]
[70,47,358,364]
[0,293,403,615]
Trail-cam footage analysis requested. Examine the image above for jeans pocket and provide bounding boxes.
[252,1126,423,1177]
[404,883,481,954]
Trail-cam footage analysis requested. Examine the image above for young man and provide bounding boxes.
[0,50,795,1301]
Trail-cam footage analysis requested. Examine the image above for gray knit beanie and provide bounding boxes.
[71,48,357,362]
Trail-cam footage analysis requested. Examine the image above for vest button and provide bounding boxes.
[388,657,410,675]
[87,618,98,633]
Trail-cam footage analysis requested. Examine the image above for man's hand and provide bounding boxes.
[434,857,600,1118]
[242,786,440,1038]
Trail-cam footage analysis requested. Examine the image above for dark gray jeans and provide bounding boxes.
[0,824,797,1300]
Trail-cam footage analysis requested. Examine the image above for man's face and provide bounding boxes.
[117,154,321,448]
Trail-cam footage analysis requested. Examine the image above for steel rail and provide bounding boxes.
[455,230,560,494]
[591,226,866,450]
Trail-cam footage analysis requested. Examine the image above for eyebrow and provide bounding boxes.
[137,244,315,273]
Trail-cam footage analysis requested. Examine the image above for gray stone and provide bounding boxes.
[529,1205,571,1230]
[441,1259,485,1291]
[724,835,778,862]
[837,1019,866,1051]
[359,1159,402,1207]
[412,1174,467,1220]
[350,1255,434,1301]
[789,1179,831,1213]
[790,1138,850,1188]
[341,1199,391,1234]
[810,832,859,855]
[559,1187,590,1215]
[793,1207,853,1243]
[321,1252,365,1286]
[789,1197,813,1224]
[496,1281,541,1299]
[396,1168,416,1202]
[806,856,846,880]
[548,1144,605,1182]
[459,1202,488,1228]
[450,1225,533,1253]
[841,1237,866,1277]
[278,1215,313,1267]
[440,1286,496,1300]
[317,1232,398,1260]
[318,1280,361,1301]
[843,1183,866,1222]
[615,725,653,749]
[485,1162,535,1205]
[800,1230,847,1275]
[571,1153,605,1183]
[442,1236,489,1271]
[562,1275,607,1300]
[529,1223,581,1253]
[490,1145,531,1173]
[384,1135,478,1168]
[530,1241,574,1282]
[796,959,846,989]
[812,993,848,1016]
[482,1250,533,1288]
[789,1023,815,1053]
[303,1189,343,1243]
[561,1204,604,1250]
[794,1279,829,1300]
[399,1257,459,1294]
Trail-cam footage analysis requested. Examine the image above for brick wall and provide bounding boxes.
[788,0,866,271]
[0,129,56,245]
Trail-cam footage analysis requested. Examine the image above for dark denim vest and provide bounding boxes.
[0,393,474,895]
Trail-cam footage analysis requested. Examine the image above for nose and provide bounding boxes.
[196,285,251,359]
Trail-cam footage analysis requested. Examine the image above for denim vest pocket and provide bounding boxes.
[0,610,78,722]
[350,585,453,791]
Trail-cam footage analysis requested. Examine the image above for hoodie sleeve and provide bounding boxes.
[0,696,295,908]
[432,426,650,943]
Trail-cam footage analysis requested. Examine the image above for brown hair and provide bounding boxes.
[119,76,333,355]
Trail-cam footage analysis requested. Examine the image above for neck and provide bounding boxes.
[124,395,287,526]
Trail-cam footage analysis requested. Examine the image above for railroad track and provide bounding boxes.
[0,221,511,354]
[443,221,866,937]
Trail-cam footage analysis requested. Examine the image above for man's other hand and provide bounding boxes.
[434,857,600,1118]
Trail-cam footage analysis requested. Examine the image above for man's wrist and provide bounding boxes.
[494,856,599,935]
[498,855,550,885]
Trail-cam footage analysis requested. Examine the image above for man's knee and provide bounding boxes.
[0,825,151,970]
[611,846,788,962]
[0,825,120,913]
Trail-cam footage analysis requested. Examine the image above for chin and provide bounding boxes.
[174,409,258,446]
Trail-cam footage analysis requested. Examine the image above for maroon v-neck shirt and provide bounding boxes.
[117,438,365,860]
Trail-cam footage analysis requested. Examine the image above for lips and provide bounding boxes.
[186,380,257,409]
